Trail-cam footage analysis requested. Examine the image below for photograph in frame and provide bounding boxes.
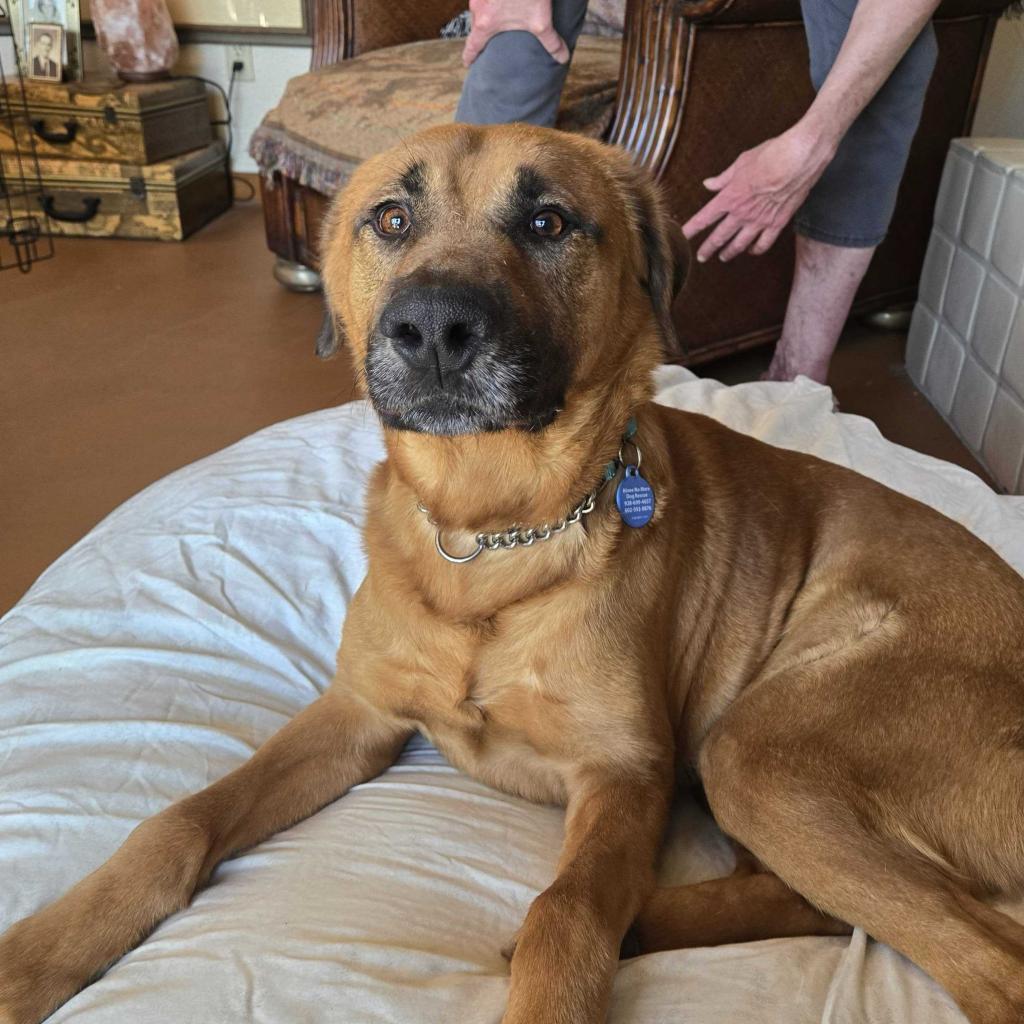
[27,21,62,81]
[9,0,82,80]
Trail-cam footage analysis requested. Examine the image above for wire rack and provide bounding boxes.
[0,3,56,273]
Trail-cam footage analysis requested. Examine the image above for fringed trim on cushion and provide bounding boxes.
[248,125,358,196]
[247,35,621,197]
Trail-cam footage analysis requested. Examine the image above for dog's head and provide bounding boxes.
[318,123,681,437]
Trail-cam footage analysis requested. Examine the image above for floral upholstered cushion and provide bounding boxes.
[583,0,626,36]
[249,36,623,197]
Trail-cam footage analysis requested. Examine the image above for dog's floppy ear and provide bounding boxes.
[619,161,688,358]
[315,304,346,359]
[667,225,690,307]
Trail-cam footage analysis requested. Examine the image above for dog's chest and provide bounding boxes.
[400,642,580,803]
[345,548,661,804]
[369,609,644,806]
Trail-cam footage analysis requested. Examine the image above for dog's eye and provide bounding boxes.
[375,205,411,238]
[530,209,565,238]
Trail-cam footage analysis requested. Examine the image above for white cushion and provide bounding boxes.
[3,368,1023,1023]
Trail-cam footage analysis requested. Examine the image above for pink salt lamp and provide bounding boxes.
[91,0,179,82]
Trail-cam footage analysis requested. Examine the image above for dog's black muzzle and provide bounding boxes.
[365,278,568,436]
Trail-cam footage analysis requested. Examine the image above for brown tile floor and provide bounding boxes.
[0,197,989,616]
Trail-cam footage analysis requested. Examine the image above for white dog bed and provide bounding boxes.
[3,367,1023,1024]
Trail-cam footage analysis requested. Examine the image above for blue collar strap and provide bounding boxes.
[602,416,639,482]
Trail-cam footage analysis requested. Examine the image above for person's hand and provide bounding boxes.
[682,124,836,263]
[462,0,570,67]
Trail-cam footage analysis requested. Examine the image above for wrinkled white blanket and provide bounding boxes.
[3,367,1023,1024]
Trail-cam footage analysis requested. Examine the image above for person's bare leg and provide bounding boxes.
[763,235,875,384]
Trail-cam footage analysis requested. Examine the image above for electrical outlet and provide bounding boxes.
[226,44,255,81]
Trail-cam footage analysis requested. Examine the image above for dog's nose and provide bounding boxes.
[378,285,493,381]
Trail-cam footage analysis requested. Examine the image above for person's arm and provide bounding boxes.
[683,0,942,263]
[461,0,570,67]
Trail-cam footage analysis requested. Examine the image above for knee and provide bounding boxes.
[471,33,552,93]
[457,31,570,127]
[699,726,751,829]
[699,726,788,839]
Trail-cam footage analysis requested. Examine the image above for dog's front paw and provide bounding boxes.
[0,968,42,1024]
[0,934,45,1024]
[0,914,82,1024]
[0,996,42,1024]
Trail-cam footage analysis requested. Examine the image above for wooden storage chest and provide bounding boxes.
[2,141,231,241]
[0,76,213,166]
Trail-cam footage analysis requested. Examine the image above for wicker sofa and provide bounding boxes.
[250,0,1011,365]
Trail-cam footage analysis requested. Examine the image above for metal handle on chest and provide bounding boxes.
[31,119,78,145]
[41,195,101,223]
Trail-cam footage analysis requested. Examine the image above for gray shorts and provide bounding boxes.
[794,0,938,248]
[454,0,588,127]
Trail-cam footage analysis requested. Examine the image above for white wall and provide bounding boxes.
[169,41,309,173]
[974,16,1024,141]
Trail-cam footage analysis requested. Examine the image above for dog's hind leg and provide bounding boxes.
[632,869,852,953]
[0,691,410,1024]
[699,684,1024,1024]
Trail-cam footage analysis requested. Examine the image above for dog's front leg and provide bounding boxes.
[0,690,410,1024]
[503,769,671,1024]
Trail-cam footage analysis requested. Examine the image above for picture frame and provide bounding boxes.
[171,0,307,33]
[78,0,311,42]
[3,0,312,52]
[27,20,62,80]
[8,0,83,80]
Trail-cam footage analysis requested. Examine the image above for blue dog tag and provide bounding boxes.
[615,466,655,528]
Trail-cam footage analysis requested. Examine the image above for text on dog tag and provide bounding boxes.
[615,466,655,528]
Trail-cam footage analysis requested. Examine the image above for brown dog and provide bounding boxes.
[3,123,1024,1024]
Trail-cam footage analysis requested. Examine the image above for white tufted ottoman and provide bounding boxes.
[907,137,1024,493]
